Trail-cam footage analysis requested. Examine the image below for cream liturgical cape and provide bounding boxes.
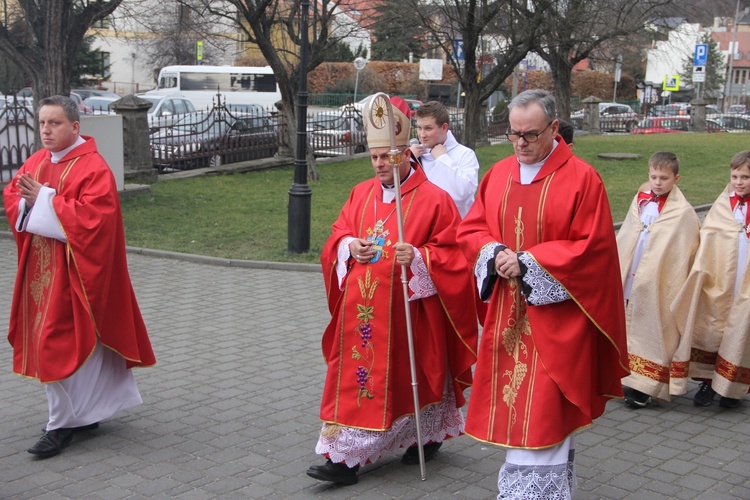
[618,186,700,400]
[671,185,750,399]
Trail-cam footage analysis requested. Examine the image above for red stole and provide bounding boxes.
[637,190,668,214]
[729,194,750,236]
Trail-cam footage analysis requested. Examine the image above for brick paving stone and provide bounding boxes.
[2,235,750,499]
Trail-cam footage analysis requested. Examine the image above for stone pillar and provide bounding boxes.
[111,95,157,183]
[691,97,707,133]
[582,96,602,134]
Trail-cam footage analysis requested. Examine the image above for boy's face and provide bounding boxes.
[416,116,449,149]
[649,166,679,197]
[731,164,750,197]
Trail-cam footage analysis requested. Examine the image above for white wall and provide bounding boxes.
[80,114,124,191]
[645,23,701,85]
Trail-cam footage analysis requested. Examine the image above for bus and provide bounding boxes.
[146,65,282,110]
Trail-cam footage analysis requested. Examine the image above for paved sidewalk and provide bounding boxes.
[1,235,749,499]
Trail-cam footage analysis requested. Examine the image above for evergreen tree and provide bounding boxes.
[73,36,110,87]
[680,32,725,99]
[371,0,422,61]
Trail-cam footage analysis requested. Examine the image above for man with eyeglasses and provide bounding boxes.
[456,89,628,499]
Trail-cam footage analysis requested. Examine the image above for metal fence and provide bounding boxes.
[0,97,35,183]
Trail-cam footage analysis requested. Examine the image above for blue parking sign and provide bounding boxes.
[694,44,708,67]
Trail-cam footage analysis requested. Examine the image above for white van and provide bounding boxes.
[146,65,282,111]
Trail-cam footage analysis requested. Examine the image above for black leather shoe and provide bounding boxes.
[694,382,716,407]
[719,397,741,408]
[401,441,442,465]
[27,429,74,458]
[306,459,359,485]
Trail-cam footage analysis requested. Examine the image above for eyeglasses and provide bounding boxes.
[506,120,554,143]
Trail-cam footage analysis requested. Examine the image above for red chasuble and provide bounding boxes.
[319,166,478,431]
[3,137,156,383]
[457,139,628,449]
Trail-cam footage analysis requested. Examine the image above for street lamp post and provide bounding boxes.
[288,0,312,253]
[353,57,366,104]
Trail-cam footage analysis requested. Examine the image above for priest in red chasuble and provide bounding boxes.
[457,89,628,499]
[3,95,156,459]
[306,95,478,486]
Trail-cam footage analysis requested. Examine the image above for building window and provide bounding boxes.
[93,16,111,29]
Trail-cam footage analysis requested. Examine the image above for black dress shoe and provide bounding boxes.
[694,382,716,407]
[27,429,74,458]
[719,397,741,408]
[306,459,359,485]
[401,441,442,465]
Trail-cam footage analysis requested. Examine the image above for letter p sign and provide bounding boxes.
[694,44,708,67]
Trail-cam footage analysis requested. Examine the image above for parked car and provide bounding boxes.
[83,96,119,114]
[706,105,722,115]
[73,88,120,101]
[341,94,373,113]
[308,110,366,157]
[570,102,639,132]
[632,116,690,134]
[632,116,726,134]
[709,114,750,133]
[140,94,197,129]
[728,105,748,115]
[70,92,94,115]
[150,111,278,171]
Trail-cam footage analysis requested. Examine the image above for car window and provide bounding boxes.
[172,99,187,115]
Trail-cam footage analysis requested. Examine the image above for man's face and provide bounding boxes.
[731,164,750,197]
[370,146,410,185]
[416,116,449,148]
[38,105,80,152]
[648,166,679,197]
[508,103,558,165]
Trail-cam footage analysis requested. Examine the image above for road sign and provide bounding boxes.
[694,44,708,67]
[453,39,464,61]
[663,75,680,91]
[693,65,706,83]
[196,41,203,62]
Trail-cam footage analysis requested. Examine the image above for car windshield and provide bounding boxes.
[140,97,161,113]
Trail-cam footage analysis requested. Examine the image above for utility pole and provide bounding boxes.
[722,0,741,111]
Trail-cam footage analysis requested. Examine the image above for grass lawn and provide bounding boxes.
[2,132,748,263]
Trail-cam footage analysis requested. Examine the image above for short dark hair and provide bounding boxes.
[558,120,574,145]
[649,151,680,175]
[730,150,750,170]
[38,95,80,123]
[415,101,449,126]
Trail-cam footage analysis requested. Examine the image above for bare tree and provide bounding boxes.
[532,0,675,120]
[113,0,234,81]
[404,0,550,148]
[184,0,372,154]
[0,0,123,102]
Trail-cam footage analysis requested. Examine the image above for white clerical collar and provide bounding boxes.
[50,136,86,164]
[382,168,415,203]
[518,140,559,185]
[424,130,457,157]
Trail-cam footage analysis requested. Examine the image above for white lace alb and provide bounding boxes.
[315,387,463,467]
[518,253,569,306]
[497,462,575,500]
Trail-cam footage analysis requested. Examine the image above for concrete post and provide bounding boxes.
[691,98,707,133]
[111,95,157,183]
[582,96,602,134]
